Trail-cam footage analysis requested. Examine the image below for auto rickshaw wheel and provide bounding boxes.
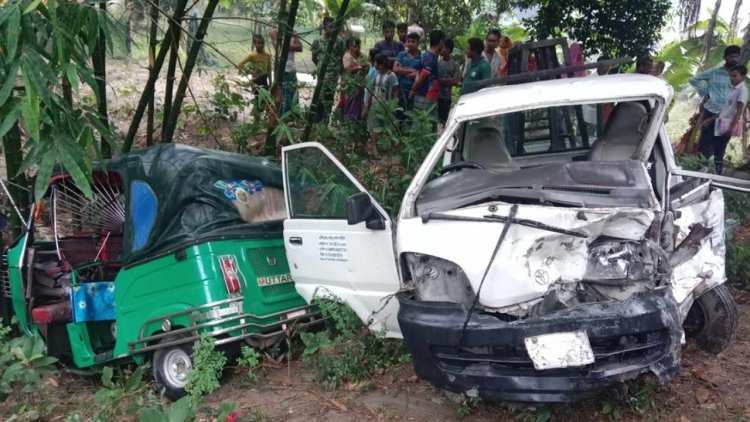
[153,342,193,401]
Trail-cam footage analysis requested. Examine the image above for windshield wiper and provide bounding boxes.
[421,212,588,238]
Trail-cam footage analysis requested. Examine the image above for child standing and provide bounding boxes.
[341,37,369,120]
[461,38,491,96]
[701,64,748,174]
[364,54,399,154]
[438,38,459,126]
[238,34,272,120]
[393,32,422,112]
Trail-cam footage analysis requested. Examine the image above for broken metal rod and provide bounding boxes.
[421,212,588,238]
[464,57,633,90]
[457,204,518,347]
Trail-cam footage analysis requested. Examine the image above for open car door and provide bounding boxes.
[281,142,401,338]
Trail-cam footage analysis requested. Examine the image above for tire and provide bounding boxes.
[153,342,193,401]
[683,284,738,354]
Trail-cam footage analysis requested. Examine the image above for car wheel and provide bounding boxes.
[153,342,193,401]
[683,284,738,354]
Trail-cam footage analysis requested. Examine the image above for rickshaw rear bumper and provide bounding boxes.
[128,299,325,354]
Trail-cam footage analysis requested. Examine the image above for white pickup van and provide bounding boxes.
[280,74,744,402]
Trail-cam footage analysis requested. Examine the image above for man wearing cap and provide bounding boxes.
[690,45,742,159]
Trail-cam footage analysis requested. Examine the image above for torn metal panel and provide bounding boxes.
[669,189,726,312]
[398,203,656,308]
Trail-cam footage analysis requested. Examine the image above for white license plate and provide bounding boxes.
[286,309,307,320]
[214,301,243,318]
[524,331,595,370]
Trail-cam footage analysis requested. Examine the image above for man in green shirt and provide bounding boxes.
[311,17,346,122]
[461,37,491,96]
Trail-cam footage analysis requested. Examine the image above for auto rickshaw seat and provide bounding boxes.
[31,301,72,324]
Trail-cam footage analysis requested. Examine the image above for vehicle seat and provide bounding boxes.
[587,102,649,161]
[464,127,520,171]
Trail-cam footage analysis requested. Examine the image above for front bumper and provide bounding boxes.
[397,289,683,403]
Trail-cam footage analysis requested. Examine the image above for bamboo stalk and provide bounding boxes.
[302,0,350,141]
[161,0,220,144]
[122,0,189,153]
[2,122,26,237]
[263,0,299,157]
[146,0,159,147]
[93,1,110,158]
[162,2,186,141]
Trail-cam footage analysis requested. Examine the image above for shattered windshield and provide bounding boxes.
[417,100,659,215]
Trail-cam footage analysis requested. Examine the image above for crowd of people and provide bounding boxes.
[238,19,523,153]
[238,19,748,170]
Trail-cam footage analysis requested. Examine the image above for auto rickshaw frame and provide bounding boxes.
[0,145,324,398]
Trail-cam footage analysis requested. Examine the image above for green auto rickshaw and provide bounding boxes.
[0,144,323,399]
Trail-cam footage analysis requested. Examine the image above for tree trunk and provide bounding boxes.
[680,0,703,34]
[122,0,189,153]
[741,14,750,64]
[263,0,299,156]
[701,0,723,68]
[146,0,159,147]
[93,1,111,158]
[302,0,350,141]
[2,122,26,237]
[162,5,187,141]
[161,0,220,144]
[730,0,743,39]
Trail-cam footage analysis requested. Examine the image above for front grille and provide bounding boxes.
[247,246,290,277]
[247,246,296,297]
[0,254,10,298]
[432,330,668,374]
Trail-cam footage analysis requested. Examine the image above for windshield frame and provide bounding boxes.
[398,92,669,220]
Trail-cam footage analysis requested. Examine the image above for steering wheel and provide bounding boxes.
[439,161,486,175]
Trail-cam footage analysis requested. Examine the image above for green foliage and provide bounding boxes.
[518,0,671,58]
[300,298,411,389]
[0,329,58,419]
[0,0,115,201]
[601,400,623,420]
[456,395,481,417]
[237,346,263,382]
[93,365,152,420]
[138,396,196,422]
[657,16,741,91]
[209,73,247,121]
[185,334,227,400]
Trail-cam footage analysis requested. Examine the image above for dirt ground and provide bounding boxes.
[40,289,749,422]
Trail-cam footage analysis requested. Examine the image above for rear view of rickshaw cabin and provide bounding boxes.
[0,145,321,399]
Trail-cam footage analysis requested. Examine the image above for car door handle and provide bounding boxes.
[289,237,303,245]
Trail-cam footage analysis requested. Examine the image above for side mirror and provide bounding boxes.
[346,192,385,230]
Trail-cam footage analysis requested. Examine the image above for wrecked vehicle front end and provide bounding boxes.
[392,75,737,402]
[398,290,681,402]
[397,199,686,402]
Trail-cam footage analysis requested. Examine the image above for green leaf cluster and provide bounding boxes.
[517,0,671,58]
[185,334,227,401]
[0,0,115,200]
[0,329,58,419]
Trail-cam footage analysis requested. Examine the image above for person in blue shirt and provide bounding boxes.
[374,20,404,67]
[690,45,741,160]
[410,30,445,121]
[394,32,422,112]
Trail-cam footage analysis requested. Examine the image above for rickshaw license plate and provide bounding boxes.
[257,274,293,286]
[215,301,243,318]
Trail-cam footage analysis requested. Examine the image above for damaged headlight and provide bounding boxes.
[583,240,662,283]
[403,253,475,307]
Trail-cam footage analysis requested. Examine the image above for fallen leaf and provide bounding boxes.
[679,416,691,422]
[407,375,419,383]
[694,387,711,404]
[329,398,348,412]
